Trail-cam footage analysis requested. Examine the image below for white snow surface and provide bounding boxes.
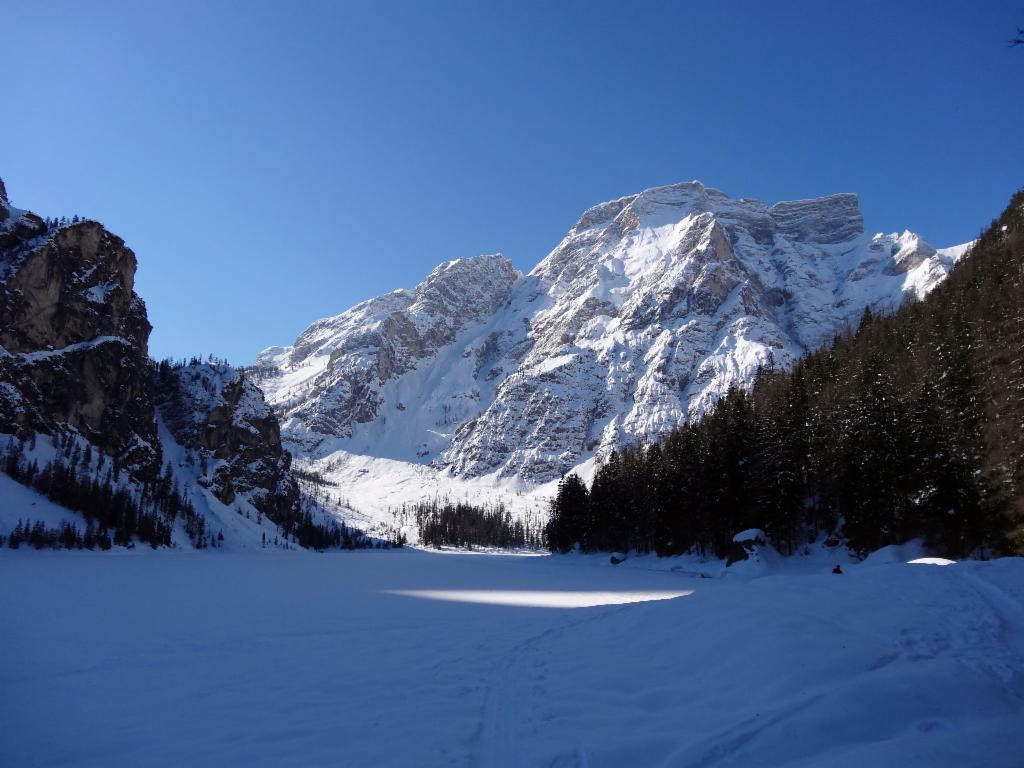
[0,473,83,531]
[0,335,128,362]
[1,549,1021,766]
[732,527,766,543]
[254,181,971,530]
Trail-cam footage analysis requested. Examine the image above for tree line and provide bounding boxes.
[1,429,389,552]
[547,188,1024,559]
[2,434,210,549]
[413,499,545,549]
[2,518,106,551]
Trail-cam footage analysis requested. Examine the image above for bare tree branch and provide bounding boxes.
[1009,27,1024,47]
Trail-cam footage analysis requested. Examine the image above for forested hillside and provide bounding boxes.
[547,188,1024,559]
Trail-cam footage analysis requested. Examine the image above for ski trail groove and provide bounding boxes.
[953,565,1024,700]
[473,604,635,768]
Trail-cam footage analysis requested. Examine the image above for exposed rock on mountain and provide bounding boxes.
[768,193,864,244]
[156,360,300,523]
[0,178,308,548]
[0,188,159,478]
[256,254,519,444]
[257,181,968,486]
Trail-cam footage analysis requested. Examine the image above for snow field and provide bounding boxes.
[1,549,1021,766]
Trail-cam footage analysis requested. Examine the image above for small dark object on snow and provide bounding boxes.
[610,553,628,565]
[832,564,843,574]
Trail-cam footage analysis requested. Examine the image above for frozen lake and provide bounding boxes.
[2,549,1022,766]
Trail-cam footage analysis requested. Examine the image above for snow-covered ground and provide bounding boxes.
[2,549,1021,766]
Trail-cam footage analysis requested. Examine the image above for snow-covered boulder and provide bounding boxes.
[725,528,768,567]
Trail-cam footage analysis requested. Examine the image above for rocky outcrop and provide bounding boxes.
[0,222,149,351]
[156,361,300,523]
[725,529,767,567]
[768,193,864,244]
[0,190,159,478]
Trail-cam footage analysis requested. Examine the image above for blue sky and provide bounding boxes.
[2,1,1021,364]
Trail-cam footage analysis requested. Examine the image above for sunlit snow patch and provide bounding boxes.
[907,557,956,566]
[383,589,693,608]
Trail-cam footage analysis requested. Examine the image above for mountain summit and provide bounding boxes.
[255,181,968,489]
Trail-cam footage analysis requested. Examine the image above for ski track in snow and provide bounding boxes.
[475,603,633,768]
[952,565,1024,701]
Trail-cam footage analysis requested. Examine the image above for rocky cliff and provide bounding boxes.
[0,177,304,547]
[257,181,969,486]
[0,187,160,478]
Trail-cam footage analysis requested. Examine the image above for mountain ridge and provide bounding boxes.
[254,180,970,500]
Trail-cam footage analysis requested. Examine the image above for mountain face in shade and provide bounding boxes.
[0,179,304,548]
[0,188,160,478]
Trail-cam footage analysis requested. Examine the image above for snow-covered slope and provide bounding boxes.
[255,181,969,523]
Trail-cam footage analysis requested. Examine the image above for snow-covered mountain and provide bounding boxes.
[255,180,970,508]
[255,255,519,445]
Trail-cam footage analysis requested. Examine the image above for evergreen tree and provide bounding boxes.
[545,474,590,552]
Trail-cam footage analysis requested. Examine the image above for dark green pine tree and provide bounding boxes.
[545,473,590,553]
[752,382,806,555]
[840,347,917,554]
[589,452,626,552]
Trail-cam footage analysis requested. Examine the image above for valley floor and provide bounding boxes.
[2,549,1022,767]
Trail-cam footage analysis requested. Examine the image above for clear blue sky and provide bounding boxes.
[2,1,1021,364]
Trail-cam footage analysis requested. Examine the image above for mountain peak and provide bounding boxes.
[257,181,960,490]
[420,252,517,289]
[252,252,520,447]
[407,252,520,336]
[570,181,865,250]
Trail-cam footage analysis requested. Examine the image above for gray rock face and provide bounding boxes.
[257,181,967,485]
[0,193,159,479]
[0,180,321,547]
[768,193,864,244]
[0,222,150,352]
